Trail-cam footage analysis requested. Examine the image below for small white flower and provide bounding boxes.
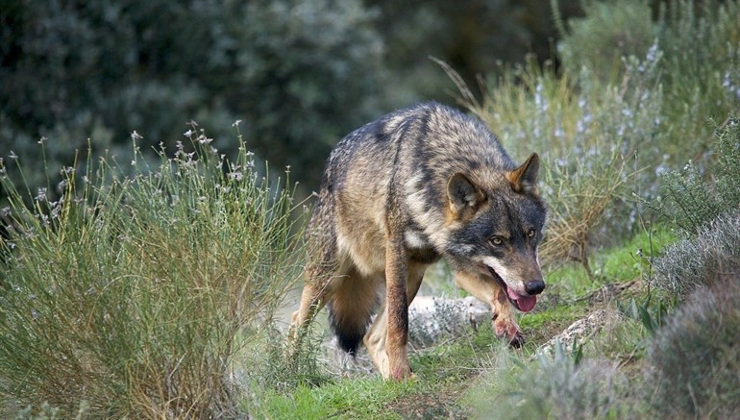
[130,130,143,141]
[232,119,242,127]
[35,187,47,202]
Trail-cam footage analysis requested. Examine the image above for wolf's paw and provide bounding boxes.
[494,319,525,348]
[390,365,415,381]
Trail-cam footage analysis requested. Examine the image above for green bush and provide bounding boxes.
[0,0,388,193]
[646,278,740,418]
[0,129,304,417]
[465,344,635,419]
[660,118,740,234]
[556,0,657,82]
[652,210,740,297]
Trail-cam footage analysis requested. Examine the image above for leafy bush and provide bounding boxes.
[465,343,635,419]
[0,0,388,192]
[651,210,740,297]
[0,128,304,417]
[660,118,740,234]
[556,0,657,82]
[646,278,740,418]
[658,0,740,149]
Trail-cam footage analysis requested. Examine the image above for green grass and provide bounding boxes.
[252,379,416,419]
[544,226,675,297]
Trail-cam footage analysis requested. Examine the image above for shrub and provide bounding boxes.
[651,210,740,297]
[0,0,388,194]
[646,278,740,418]
[556,0,657,82]
[660,118,740,234]
[0,128,304,417]
[465,343,634,419]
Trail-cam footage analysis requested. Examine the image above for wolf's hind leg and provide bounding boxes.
[288,265,334,348]
[327,267,381,355]
[454,271,524,347]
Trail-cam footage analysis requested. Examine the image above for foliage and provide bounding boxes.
[651,210,740,297]
[659,118,740,234]
[646,279,740,418]
[0,0,388,193]
[464,343,634,419]
[0,129,304,417]
[556,0,658,82]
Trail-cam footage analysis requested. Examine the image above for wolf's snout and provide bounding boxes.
[525,279,545,295]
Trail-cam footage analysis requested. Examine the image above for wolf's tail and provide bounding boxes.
[327,275,379,355]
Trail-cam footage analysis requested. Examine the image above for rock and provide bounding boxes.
[408,295,490,347]
[537,308,622,356]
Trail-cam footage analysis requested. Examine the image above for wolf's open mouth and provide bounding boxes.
[487,267,537,312]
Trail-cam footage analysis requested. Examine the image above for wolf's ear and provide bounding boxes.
[506,153,539,195]
[447,173,486,217]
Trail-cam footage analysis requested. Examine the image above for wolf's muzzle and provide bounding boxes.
[525,279,545,295]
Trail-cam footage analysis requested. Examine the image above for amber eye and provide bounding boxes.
[527,229,536,238]
[490,236,503,246]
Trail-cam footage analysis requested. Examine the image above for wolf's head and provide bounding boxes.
[443,153,547,312]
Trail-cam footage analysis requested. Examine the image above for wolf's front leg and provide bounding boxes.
[491,281,525,347]
[364,262,426,379]
[383,238,412,380]
[454,271,524,347]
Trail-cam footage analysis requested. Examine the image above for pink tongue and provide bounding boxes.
[516,295,537,312]
[506,288,537,312]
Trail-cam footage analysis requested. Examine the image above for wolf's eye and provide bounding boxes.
[527,229,536,238]
[490,236,503,246]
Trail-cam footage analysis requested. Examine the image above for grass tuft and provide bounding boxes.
[0,128,304,417]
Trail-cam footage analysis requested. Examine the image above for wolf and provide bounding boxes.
[288,102,547,379]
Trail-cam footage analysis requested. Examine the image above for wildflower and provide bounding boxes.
[38,136,47,144]
[9,151,18,160]
[184,129,194,138]
[232,119,242,127]
[645,41,659,63]
[130,130,143,141]
[1,207,10,217]
[35,187,47,202]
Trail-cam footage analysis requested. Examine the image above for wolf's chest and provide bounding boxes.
[404,229,441,264]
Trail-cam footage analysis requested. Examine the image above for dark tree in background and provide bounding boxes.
[0,0,581,195]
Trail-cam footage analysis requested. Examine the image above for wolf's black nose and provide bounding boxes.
[525,279,545,295]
